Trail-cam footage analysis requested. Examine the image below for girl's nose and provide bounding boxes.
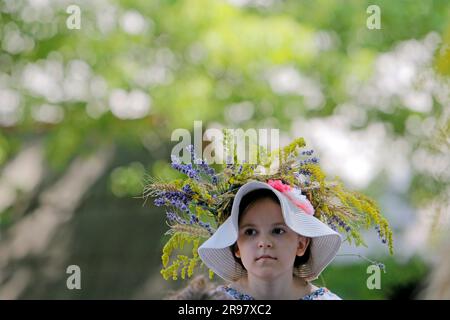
[258,239,273,248]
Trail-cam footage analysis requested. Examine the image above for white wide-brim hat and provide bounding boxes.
[198,180,342,282]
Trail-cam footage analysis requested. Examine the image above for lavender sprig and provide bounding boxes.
[188,213,214,235]
[171,154,200,180]
[375,225,387,244]
[187,145,218,184]
[298,168,312,176]
[155,190,193,213]
[328,215,351,233]
[299,157,319,166]
[166,211,214,235]
[166,211,188,224]
[301,149,314,156]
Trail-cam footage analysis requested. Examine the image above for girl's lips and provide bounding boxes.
[256,255,277,261]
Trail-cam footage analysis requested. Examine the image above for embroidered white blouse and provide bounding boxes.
[216,285,342,300]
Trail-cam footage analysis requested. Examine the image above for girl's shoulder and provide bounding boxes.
[215,285,342,300]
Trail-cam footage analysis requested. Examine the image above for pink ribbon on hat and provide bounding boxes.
[267,179,314,216]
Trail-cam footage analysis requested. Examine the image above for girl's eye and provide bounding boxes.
[244,229,256,236]
[273,228,285,235]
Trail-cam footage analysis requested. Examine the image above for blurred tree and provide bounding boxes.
[0,0,448,298]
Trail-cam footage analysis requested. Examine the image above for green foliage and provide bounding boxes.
[0,134,10,166]
[110,162,146,197]
[319,255,429,299]
[160,232,204,280]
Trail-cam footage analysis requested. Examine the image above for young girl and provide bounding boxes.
[147,139,393,299]
[198,180,342,300]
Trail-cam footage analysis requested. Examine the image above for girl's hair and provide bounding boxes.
[230,189,311,269]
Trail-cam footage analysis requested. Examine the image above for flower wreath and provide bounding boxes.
[144,134,393,281]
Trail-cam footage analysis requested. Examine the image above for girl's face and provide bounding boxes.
[234,197,310,281]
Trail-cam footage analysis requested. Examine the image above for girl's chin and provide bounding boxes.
[249,269,282,280]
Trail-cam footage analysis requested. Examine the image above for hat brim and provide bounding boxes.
[198,180,342,282]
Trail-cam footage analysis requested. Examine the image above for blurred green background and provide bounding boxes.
[0,0,449,299]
